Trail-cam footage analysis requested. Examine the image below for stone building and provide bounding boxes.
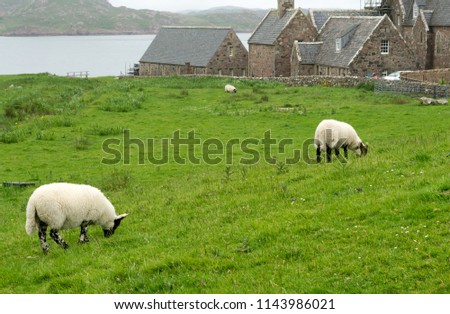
[379,0,450,69]
[248,0,317,77]
[253,0,449,77]
[291,16,419,77]
[139,27,248,76]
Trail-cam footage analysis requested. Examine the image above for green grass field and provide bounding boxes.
[0,74,448,293]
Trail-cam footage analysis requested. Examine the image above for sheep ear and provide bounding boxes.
[115,214,128,221]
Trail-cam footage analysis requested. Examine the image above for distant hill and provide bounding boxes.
[0,0,267,36]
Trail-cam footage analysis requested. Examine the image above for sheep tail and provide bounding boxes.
[25,202,38,235]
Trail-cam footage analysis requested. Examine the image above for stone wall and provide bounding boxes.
[401,68,450,84]
[316,66,350,77]
[235,75,373,88]
[248,44,275,77]
[242,75,448,97]
[139,63,207,76]
[374,79,449,98]
[291,62,315,76]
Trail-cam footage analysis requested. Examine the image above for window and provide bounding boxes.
[435,32,442,54]
[228,46,234,57]
[381,39,389,54]
[335,38,342,52]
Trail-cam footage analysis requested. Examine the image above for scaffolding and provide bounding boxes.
[364,0,383,9]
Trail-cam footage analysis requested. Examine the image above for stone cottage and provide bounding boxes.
[139,27,248,76]
[248,0,317,77]
[291,15,419,77]
[378,0,450,69]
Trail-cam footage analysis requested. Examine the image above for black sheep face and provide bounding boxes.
[103,214,128,238]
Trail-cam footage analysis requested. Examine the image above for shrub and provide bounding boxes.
[0,129,25,144]
[101,169,132,191]
[5,97,54,121]
[36,131,55,141]
[357,81,375,91]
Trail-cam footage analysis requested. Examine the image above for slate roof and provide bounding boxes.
[140,27,232,67]
[294,42,323,64]
[314,16,385,68]
[309,10,378,31]
[248,9,299,45]
[424,0,450,26]
[402,0,450,26]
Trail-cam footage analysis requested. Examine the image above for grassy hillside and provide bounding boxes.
[0,74,449,293]
[0,0,265,35]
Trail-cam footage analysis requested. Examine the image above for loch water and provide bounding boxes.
[0,33,251,77]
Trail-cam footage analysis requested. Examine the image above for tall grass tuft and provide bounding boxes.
[100,93,144,112]
[88,124,125,136]
[74,135,89,150]
[101,169,132,191]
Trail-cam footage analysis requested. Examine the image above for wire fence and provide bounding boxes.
[374,79,449,98]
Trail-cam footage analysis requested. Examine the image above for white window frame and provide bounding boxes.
[381,39,390,55]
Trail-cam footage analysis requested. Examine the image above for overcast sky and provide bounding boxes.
[108,0,364,12]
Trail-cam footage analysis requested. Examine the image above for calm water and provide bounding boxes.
[0,33,251,77]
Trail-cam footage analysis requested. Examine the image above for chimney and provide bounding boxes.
[278,0,295,18]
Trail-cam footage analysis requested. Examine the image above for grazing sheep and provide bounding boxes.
[225,84,237,93]
[25,183,128,254]
[314,119,368,163]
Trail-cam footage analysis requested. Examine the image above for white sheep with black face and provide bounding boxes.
[314,119,368,163]
[25,183,128,254]
[225,84,237,93]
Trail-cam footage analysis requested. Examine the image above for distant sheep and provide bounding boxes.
[25,183,128,254]
[225,84,237,93]
[314,119,368,163]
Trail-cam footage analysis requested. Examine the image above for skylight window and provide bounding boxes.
[336,39,342,52]
[413,3,419,18]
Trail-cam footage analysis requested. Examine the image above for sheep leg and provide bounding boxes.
[50,229,69,250]
[316,146,322,163]
[343,145,348,159]
[79,222,89,243]
[38,222,50,254]
[326,146,332,163]
[335,147,348,164]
